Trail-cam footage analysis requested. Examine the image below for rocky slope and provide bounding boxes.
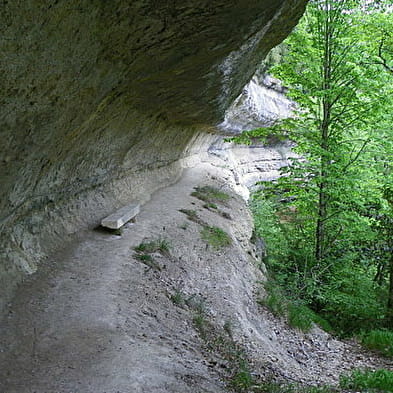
[1,154,391,393]
[0,0,308,312]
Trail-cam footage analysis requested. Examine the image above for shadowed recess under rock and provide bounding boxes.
[0,0,307,311]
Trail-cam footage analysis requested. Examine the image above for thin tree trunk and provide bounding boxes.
[385,252,393,328]
[315,8,332,265]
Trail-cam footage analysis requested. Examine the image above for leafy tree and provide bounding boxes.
[244,0,393,332]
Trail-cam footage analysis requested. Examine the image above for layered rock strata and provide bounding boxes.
[0,0,307,311]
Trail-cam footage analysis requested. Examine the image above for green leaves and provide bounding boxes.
[250,0,393,335]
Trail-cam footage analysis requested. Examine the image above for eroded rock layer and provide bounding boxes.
[0,0,307,311]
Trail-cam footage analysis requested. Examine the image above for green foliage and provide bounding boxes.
[193,313,208,338]
[253,383,336,393]
[191,185,230,205]
[340,369,393,392]
[135,253,153,262]
[287,303,314,332]
[179,208,203,225]
[134,253,161,271]
[170,290,185,306]
[248,0,393,337]
[361,330,393,357]
[319,268,386,335]
[260,281,287,317]
[134,238,170,254]
[200,225,231,249]
[260,280,332,333]
[203,202,218,210]
[229,360,254,392]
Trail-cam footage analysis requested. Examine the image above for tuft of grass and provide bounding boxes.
[179,221,189,230]
[185,294,206,314]
[134,253,161,271]
[134,238,170,254]
[203,202,218,210]
[230,360,254,392]
[170,290,185,306]
[179,208,203,224]
[135,253,153,262]
[192,185,230,205]
[223,320,233,337]
[360,329,393,357]
[193,313,208,339]
[340,369,393,392]
[200,225,231,249]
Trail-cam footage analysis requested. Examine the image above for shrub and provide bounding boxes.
[200,225,231,249]
[340,369,393,392]
[361,330,393,357]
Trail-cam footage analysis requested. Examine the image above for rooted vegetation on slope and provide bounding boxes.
[242,0,393,335]
[230,1,393,391]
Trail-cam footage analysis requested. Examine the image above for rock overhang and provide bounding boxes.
[0,0,308,311]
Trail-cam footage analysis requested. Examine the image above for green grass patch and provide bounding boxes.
[170,290,185,306]
[360,329,393,357]
[203,202,218,210]
[179,208,203,224]
[259,281,287,317]
[200,225,232,249]
[229,360,254,392]
[288,303,314,332]
[259,281,332,333]
[253,383,336,393]
[340,369,393,392]
[134,253,161,271]
[192,185,230,205]
[134,238,170,254]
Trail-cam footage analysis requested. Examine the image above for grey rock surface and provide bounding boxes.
[219,74,295,133]
[1,158,391,393]
[0,0,307,312]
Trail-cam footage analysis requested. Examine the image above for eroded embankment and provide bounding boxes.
[1,155,391,393]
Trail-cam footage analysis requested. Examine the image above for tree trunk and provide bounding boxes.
[385,252,393,328]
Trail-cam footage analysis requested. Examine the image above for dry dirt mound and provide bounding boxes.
[0,160,391,393]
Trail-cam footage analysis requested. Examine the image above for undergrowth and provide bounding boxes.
[360,330,393,358]
[340,369,393,392]
[259,281,332,333]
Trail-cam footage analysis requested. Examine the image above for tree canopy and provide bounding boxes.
[243,0,393,334]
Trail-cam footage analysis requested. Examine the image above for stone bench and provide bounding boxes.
[101,202,140,229]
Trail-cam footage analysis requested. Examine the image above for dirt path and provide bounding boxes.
[1,159,392,393]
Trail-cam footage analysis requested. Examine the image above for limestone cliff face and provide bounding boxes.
[0,0,307,311]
